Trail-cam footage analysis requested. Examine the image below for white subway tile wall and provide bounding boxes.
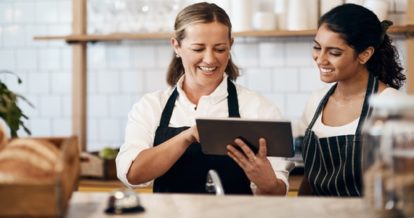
[258,41,284,67]
[3,25,25,47]
[272,68,299,92]
[0,49,15,69]
[245,68,273,92]
[16,48,38,70]
[0,0,408,151]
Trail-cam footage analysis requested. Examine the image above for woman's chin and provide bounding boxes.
[320,75,336,83]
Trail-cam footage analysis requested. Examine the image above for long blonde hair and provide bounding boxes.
[166,2,239,86]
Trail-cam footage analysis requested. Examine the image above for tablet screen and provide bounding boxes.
[196,118,294,157]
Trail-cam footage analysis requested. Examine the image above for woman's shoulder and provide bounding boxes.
[379,86,403,97]
[133,88,175,110]
[299,85,333,123]
[305,85,332,110]
[234,83,273,105]
[309,85,332,101]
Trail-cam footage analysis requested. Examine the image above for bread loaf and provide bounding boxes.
[0,122,9,150]
[0,138,61,184]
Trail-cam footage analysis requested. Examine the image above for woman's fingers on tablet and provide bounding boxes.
[227,149,242,166]
[227,144,247,167]
[234,138,257,162]
[258,138,267,158]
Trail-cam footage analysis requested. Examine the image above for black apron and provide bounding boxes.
[152,78,252,194]
[301,73,378,196]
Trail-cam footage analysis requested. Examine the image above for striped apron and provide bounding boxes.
[302,73,378,196]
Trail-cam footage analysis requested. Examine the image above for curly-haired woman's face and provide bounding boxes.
[312,24,366,84]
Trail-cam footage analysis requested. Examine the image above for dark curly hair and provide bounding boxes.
[319,4,406,89]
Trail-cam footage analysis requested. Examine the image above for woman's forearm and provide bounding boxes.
[255,178,287,195]
[126,128,196,184]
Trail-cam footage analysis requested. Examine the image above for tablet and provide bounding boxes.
[196,117,294,157]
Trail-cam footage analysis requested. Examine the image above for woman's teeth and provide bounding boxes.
[320,68,333,73]
[199,66,216,71]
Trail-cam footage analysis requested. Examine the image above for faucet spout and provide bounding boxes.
[206,169,225,195]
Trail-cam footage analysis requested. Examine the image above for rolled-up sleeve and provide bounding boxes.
[116,94,162,188]
[250,157,294,195]
[116,143,151,188]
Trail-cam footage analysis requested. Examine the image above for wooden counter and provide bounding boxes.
[78,179,152,193]
[79,175,303,195]
[66,192,375,218]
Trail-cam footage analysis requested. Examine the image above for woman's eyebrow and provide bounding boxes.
[313,40,345,51]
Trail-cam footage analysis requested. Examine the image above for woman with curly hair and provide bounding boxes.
[297,3,406,196]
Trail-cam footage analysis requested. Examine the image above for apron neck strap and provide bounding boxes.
[307,73,379,133]
[159,88,179,127]
[355,73,378,136]
[227,78,240,117]
[159,78,240,127]
[307,84,336,129]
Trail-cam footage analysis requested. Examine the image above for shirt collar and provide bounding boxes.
[175,74,229,106]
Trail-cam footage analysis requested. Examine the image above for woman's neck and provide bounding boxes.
[182,78,221,105]
[334,70,369,99]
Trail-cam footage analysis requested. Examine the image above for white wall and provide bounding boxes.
[0,0,408,151]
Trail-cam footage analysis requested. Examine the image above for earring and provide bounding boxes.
[176,54,180,58]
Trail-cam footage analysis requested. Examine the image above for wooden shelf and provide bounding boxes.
[34,25,414,43]
[34,32,173,43]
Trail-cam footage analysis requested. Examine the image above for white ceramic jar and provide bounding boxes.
[364,0,389,21]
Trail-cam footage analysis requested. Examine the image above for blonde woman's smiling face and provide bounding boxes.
[173,21,232,89]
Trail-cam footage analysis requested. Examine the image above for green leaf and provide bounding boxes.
[0,70,33,137]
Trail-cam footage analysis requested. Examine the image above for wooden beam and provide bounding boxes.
[407,38,414,94]
[406,0,414,93]
[72,0,87,150]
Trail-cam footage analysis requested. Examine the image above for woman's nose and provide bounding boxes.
[203,50,217,64]
[314,52,328,65]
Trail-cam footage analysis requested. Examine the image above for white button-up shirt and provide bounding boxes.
[116,75,292,193]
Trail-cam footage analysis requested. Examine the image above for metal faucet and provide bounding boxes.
[206,169,225,195]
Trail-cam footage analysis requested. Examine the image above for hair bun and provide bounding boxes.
[381,20,393,32]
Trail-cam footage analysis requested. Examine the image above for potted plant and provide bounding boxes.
[0,70,33,138]
[98,147,119,180]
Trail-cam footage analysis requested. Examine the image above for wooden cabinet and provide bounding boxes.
[34,0,414,150]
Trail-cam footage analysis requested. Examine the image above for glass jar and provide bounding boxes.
[362,94,414,217]
[384,115,414,217]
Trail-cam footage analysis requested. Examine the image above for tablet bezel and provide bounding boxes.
[196,117,294,157]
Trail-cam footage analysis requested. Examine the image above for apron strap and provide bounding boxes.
[306,73,379,132]
[355,73,378,138]
[307,85,337,129]
[159,77,241,127]
[227,78,240,118]
[159,88,179,127]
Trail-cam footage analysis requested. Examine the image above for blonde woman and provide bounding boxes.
[116,2,291,195]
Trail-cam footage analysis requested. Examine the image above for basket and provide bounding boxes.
[0,136,80,217]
